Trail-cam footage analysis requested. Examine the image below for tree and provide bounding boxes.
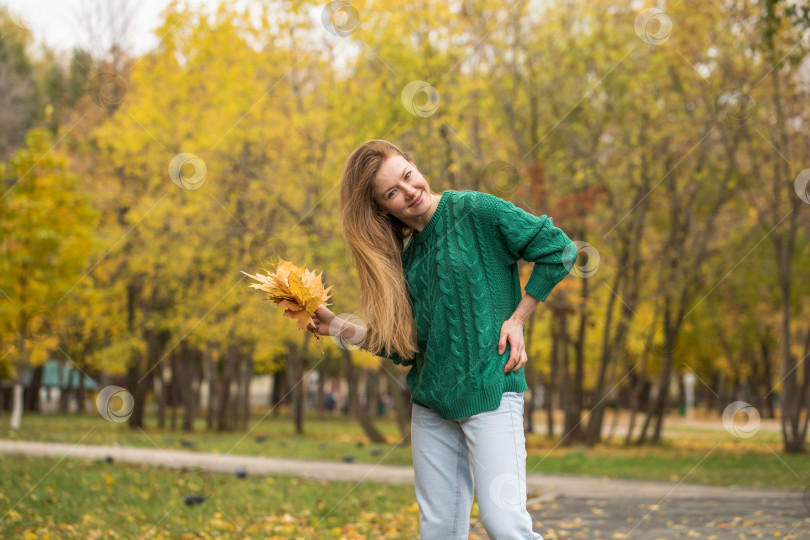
[747,0,810,452]
[0,128,97,428]
[0,11,39,159]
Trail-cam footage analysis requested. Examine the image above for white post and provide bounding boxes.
[10,383,23,430]
[683,372,696,423]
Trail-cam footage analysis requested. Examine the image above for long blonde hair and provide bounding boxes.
[338,139,419,360]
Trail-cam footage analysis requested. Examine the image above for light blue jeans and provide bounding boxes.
[411,391,544,540]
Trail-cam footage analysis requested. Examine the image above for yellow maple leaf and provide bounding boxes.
[242,256,333,353]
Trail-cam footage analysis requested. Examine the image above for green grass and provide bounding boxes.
[2,410,415,466]
[3,410,808,490]
[525,445,807,489]
[0,455,424,539]
[524,426,809,489]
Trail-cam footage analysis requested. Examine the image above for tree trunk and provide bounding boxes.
[76,365,86,413]
[546,316,557,440]
[628,344,652,446]
[157,354,169,429]
[10,334,26,429]
[10,382,23,430]
[389,369,412,444]
[178,347,188,430]
[25,364,43,412]
[366,368,380,418]
[759,339,775,419]
[761,26,805,453]
[573,273,586,428]
[290,335,307,435]
[559,314,580,444]
[125,282,141,426]
[624,369,641,446]
[316,363,326,420]
[239,353,252,430]
[344,350,358,420]
[651,305,676,444]
[271,369,286,417]
[586,268,636,446]
[217,344,235,431]
[183,347,201,432]
[205,347,217,431]
[341,349,386,442]
[169,368,177,431]
[524,314,538,433]
[129,327,159,429]
[60,362,74,414]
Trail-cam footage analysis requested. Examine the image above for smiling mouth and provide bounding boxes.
[410,192,423,207]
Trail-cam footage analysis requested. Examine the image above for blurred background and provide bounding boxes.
[0,0,809,537]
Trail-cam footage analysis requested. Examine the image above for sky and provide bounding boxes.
[4,0,214,56]
[5,0,353,71]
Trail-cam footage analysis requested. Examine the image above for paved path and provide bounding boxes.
[0,439,799,500]
[3,439,808,538]
[476,496,810,539]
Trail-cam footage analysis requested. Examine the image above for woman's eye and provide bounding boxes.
[387,172,411,198]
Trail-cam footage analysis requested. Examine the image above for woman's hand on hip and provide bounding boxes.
[498,317,527,373]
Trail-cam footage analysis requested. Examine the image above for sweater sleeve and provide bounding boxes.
[479,192,577,302]
[375,344,415,367]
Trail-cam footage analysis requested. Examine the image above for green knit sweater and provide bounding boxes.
[377,189,576,420]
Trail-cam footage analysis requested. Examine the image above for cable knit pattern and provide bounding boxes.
[378,189,576,420]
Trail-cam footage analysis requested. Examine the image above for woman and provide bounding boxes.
[308,139,576,539]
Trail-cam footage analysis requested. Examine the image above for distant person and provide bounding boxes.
[306,139,575,539]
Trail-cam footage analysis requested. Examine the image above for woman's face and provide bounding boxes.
[372,153,433,221]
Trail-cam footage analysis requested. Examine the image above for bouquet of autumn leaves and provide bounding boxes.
[242,257,333,353]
